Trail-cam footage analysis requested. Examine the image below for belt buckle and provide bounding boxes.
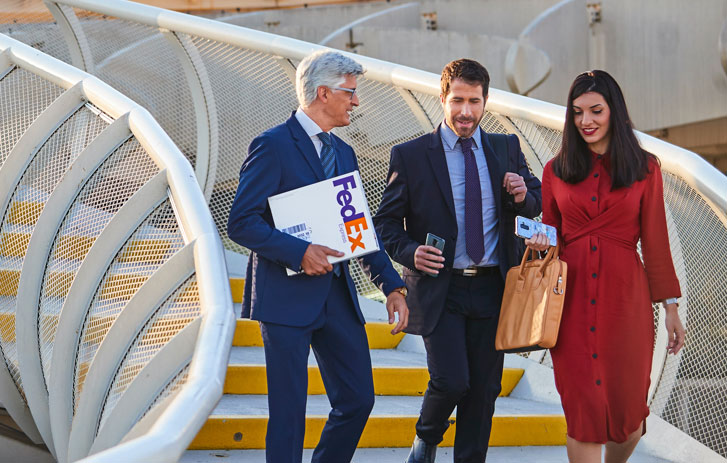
[462,267,478,277]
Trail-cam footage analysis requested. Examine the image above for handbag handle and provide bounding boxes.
[517,242,560,279]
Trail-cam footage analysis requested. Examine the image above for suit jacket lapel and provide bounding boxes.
[426,126,456,219]
[286,113,325,181]
[481,130,503,218]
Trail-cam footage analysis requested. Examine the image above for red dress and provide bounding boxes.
[542,152,681,443]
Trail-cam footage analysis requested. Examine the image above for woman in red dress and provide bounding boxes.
[526,70,686,463]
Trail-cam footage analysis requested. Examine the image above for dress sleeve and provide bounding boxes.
[639,161,681,302]
[541,161,563,245]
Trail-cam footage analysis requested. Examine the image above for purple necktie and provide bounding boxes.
[460,137,484,264]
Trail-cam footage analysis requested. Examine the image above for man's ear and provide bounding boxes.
[317,85,328,103]
[440,93,445,105]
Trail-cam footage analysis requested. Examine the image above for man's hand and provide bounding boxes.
[664,303,685,355]
[414,245,444,275]
[524,233,550,252]
[503,172,527,204]
[300,244,344,276]
[386,290,409,334]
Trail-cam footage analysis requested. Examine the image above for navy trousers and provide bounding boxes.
[260,274,374,463]
[415,272,505,463]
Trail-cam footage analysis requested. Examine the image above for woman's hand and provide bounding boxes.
[664,303,685,355]
[524,233,550,252]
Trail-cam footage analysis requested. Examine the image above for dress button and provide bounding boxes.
[597,155,603,159]
[590,326,596,332]
[592,273,597,278]
[596,379,602,385]
[592,353,598,359]
[594,173,599,178]
[591,196,597,201]
[592,245,597,251]
[591,299,596,305]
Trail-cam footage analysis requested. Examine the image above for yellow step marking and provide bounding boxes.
[233,319,404,349]
[223,365,522,397]
[8,201,43,226]
[118,239,172,264]
[230,278,244,304]
[189,415,566,449]
[0,232,31,257]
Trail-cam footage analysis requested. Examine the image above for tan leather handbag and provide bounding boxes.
[495,244,567,353]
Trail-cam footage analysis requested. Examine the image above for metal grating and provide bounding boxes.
[97,277,200,433]
[648,172,727,457]
[0,106,106,399]
[71,11,199,167]
[138,363,191,423]
[0,68,65,166]
[38,138,159,384]
[0,11,72,65]
[188,36,299,253]
[73,201,185,411]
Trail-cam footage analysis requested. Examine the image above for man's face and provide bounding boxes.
[441,78,487,138]
[323,74,359,128]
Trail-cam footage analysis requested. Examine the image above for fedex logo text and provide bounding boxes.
[333,175,368,252]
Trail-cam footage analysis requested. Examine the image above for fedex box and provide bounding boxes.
[268,170,379,274]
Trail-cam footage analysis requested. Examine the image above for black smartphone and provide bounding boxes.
[425,233,445,277]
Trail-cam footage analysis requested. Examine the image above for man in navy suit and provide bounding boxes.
[227,50,408,463]
[374,59,542,462]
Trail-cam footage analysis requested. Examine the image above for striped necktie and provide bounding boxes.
[318,132,336,179]
[317,131,341,276]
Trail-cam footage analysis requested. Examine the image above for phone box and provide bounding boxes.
[268,170,379,275]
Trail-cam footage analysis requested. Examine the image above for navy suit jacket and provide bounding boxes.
[374,126,542,336]
[227,113,404,327]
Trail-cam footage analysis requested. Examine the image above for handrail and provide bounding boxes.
[45,0,726,218]
[318,2,419,47]
[0,33,235,462]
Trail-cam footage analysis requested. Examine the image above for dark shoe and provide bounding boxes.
[405,435,437,463]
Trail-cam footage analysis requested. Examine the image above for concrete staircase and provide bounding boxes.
[181,279,670,463]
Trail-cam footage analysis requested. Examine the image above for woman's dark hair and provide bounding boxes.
[553,70,657,189]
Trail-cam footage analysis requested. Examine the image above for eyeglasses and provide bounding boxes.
[330,86,357,99]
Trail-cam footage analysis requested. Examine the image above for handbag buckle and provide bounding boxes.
[553,276,564,295]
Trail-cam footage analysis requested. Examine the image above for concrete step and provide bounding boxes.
[182,446,673,463]
[223,346,523,397]
[190,395,566,450]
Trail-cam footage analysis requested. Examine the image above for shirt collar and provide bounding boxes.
[295,107,325,139]
[440,119,482,151]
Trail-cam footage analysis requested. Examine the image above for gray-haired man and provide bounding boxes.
[227,50,408,462]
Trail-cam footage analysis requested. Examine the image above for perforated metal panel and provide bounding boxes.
[648,172,727,456]
[0,68,65,165]
[0,12,72,65]
[72,11,199,164]
[0,106,106,399]
[74,201,185,411]
[0,31,233,462]
[39,138,159,384]
[98,277,199,433]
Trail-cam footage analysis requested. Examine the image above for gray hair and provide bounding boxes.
[296,50,364,108]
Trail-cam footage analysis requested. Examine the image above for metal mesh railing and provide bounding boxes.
[0,32,233,463]
[2,1,727,460]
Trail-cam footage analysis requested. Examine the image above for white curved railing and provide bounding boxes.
[1,0,727,459]
[318,2,420,48]
[0,33,234,462]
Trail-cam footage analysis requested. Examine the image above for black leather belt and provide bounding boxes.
[451,266,499,277]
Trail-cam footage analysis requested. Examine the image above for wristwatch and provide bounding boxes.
[393,287,408,298]
[663,297,678,307]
